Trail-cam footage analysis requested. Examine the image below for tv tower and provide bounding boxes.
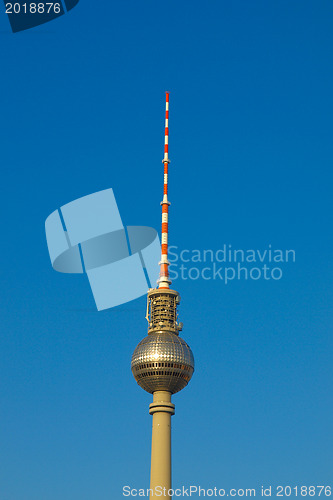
[131,93,195,498]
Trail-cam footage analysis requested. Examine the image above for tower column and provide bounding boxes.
[131,94,194,499]
[149,391,175,499]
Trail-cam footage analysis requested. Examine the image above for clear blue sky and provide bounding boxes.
[0,1,332,499]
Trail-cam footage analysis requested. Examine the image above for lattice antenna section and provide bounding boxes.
[146,289,183,335]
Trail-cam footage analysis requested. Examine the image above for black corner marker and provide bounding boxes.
[63,0,79,12]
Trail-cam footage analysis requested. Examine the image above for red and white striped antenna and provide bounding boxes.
[158,92,172,289]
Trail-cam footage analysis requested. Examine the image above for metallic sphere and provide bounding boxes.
[131,332,194,394]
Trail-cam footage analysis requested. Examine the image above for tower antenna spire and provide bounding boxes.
[158,91,172,289]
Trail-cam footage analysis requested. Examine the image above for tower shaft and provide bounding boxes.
[149,391,175,499]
